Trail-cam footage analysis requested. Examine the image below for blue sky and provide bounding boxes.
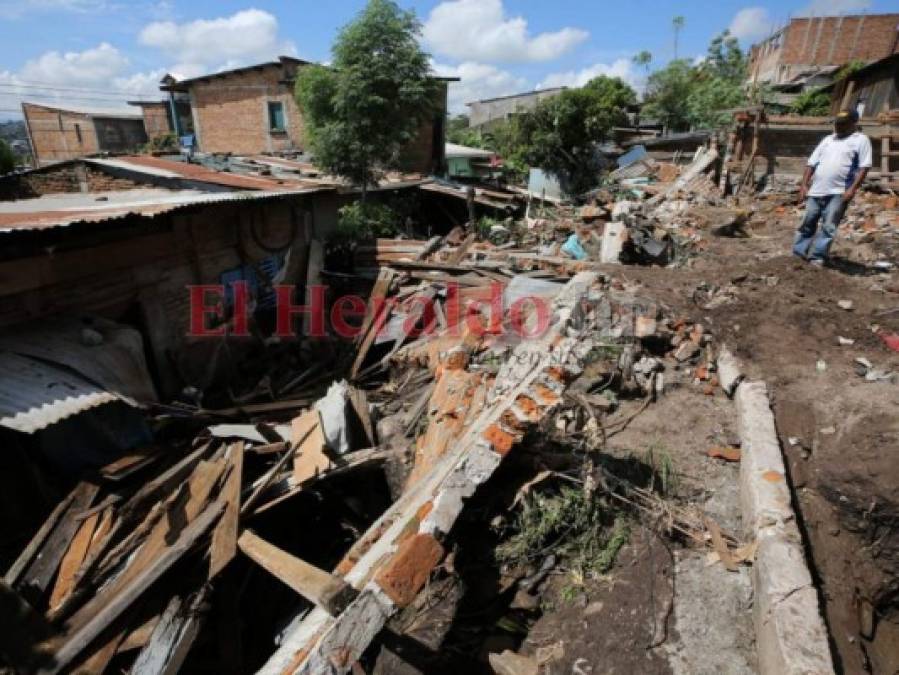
[0,0,893,119]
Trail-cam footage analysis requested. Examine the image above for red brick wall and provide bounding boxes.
[139,103,173,139]
[190,65,306,155]
[24,104,101,166]
[187,65,446,174]
[781,14,899,66]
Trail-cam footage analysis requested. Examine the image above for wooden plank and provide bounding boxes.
[250,448,396,516]
[291,410,332,484]
[42,502,224,675]
[17,481,99,604]
[447,233,476,265]
[347,386,375,447]
[237,530,357,616]
[239,422,316,516]
[131,590,208,675]
[4,490,77,586]
[350,268,396,379]
[47,511,99,611]
[209,443,244,579]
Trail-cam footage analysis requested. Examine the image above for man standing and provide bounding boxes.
[793,109,872,266]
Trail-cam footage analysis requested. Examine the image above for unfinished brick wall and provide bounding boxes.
[780,15,899,66]
[85,166,144,192]
[137,102,173,140]
[749,14,899,84]
[190,65,306,155]
[185,65,445,174]
[0,163,146,200]
[24,104,102,167]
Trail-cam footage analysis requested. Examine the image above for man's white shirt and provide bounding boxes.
[807,131,872,196]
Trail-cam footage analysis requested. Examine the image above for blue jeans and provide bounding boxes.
[793,195,845,262]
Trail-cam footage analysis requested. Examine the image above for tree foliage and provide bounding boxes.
[446,114,483,148]
[295,0,436,192]
[516,76,635,193]
[0,139,14,175]
[642,30,748,132]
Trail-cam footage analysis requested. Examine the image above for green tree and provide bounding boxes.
[446,114,483,147]
[643,30,749,131]
[517,76,636,193]
[672,16,685,60]
[295,0,436,197]
[633,50,652,75]
[0,139,14,175]
[642,60,694,132]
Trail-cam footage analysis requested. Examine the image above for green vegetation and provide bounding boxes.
[790,89,832,116]
[789,60,865,116]
[295,0,436,196]
[0,139,14,175]
[642,30,748,131]
[517,76,636,193]
[446,114,483,148]
[497,484,630,580]
[643,442,677,495]
[142,132,178,153]
[335,201,400,241]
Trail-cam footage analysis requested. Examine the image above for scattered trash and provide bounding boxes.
[837,336,855,346]
[837,300,854,311]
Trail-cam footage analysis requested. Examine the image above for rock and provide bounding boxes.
[837,300,854,311]
[488,651,539,675]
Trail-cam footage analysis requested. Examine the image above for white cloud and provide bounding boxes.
[19,42,129,86]
[423,0,588,63]
[798,0,871,15]
[0,44,162,117]
[139,9,296,77]
[432,61,528,114]
[729,7,775,42]
[538,58,643,92]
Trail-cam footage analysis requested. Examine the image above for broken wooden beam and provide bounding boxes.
[237,530,357,616]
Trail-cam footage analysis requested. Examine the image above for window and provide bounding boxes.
[268,101,286,132]
[74,123,82,145]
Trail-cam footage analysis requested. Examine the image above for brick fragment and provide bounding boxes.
[375,534,444,606]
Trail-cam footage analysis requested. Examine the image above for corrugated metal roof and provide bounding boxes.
[88,156,324,191]
[0,352,123,433]
[0,186,331,232]
[445,143,495,159]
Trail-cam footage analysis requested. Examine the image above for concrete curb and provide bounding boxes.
[720,349,835,675]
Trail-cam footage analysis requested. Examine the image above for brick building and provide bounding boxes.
[22,102,148,167]
[749,13,899,86]
[161,56,451,173]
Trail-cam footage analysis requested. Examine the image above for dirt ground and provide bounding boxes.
[601,190,899,674]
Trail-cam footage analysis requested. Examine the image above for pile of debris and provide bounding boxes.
[3,247,721,673]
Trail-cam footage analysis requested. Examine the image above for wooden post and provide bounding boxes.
[237,530,357,616]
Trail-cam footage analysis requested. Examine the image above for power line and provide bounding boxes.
[0,78,164,96]
[0,82,160,97]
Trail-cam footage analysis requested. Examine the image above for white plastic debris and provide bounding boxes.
[315,380,351,454]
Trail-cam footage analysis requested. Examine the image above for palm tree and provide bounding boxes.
[673,16,685,60]
[633,50,652,74]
